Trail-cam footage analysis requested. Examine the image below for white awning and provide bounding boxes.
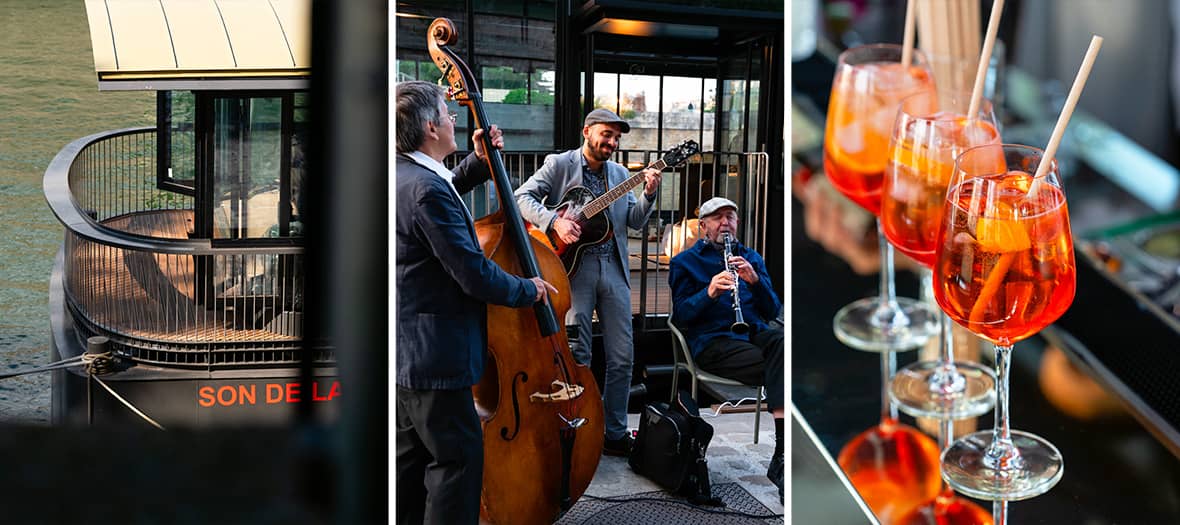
[85,0,310,90]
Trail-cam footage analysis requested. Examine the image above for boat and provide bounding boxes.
[45,0,335,426]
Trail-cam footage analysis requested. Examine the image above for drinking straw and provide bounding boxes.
[1026,35,1104,196]
[967,36,1103,325]
[902,0,918,68]
[948,0,962,91]
[967,0,1005,118]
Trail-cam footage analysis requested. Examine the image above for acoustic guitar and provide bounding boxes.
[531,139,700,275]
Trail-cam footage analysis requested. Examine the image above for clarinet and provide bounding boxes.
[722,232,750,335]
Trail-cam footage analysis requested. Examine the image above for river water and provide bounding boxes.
[0,1,153,422]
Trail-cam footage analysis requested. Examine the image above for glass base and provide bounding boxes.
[893,490,994,525]
[891,360,996,419]
[941,430,1064,501]
[834,296,937,352]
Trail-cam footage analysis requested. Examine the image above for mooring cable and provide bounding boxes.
[0,355,84,380]
[89,375,166,431]
[1,348,165,431]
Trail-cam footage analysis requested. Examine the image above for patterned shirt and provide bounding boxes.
[581,158,616,257]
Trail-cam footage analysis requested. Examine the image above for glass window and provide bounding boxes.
[747,50,763,152]
[720,79,746,152]
[483,64,528,104]
[530,66,556,106]
[396,59,418,82]
[662,76,703,152]
[158,91,196,193]
[290,92,309,237]
[703,78,717,151]
[746,79,761,152]
[619,74,659,151]
[593,72,619,112]
[418,60,443,84]
[212,97,284,240]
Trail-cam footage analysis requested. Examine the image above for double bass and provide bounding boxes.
[427,18,605,525]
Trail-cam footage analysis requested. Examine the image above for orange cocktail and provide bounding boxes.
[822,44,939,354]
[934,144,1073,502]
[934,170,1075,346]
[882,93,1000,267]
[825,50,935,216]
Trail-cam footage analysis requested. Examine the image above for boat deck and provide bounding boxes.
[70,209,299,344]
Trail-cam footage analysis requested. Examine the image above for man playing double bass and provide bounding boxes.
[394,81,558,524]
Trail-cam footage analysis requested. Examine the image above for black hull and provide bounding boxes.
[49,248,338,427]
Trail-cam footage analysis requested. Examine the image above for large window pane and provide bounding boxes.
[483,63,528,104]
[747,79,761,152]
[395,59,417,82]
[530,66,556,105]
[720,79,746,152]
[703,78,717,151]
[747,51,763,152]
[619,74,659,151]
[593,72,619,112]
[662,76,703,152]
[212,97,283,240]
[161,91,196,191]
[291,92,309,236]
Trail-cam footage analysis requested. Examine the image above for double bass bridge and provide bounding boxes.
[528,381,584,403]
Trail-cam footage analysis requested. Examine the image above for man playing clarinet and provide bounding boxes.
[668,197,784,498]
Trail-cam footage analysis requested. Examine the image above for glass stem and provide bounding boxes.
[993,500,1008,525]
[924,269,963,395]
[985,344,1021,469]
[918,266,935,304]
[871,220,902,328]
[938,413,953,495]
[939,314,955,368]
[880,350,897,422]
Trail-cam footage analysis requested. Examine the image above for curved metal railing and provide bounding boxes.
[44,127,330,368]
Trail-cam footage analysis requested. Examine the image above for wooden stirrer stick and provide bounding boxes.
[968,0,1006,118]
[902,0,918,68]
[1028,35,1104,195]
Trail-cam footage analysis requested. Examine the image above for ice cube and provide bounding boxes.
[888,169,922,202]
[867,104,899,138]
[1005,170,1033,193]
[960,120,998,147]
[834,120,865,154]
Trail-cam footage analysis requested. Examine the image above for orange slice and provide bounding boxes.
[975,216,1031,253]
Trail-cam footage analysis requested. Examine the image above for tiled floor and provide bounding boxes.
[582,410,784,514]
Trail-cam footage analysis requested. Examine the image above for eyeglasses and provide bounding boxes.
[447,112,458,123]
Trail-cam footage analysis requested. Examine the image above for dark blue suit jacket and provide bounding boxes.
[396,152,536,390]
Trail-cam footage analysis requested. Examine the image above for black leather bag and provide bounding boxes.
[628,390,722,505]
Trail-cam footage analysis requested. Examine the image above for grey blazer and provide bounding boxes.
[514,148,655,286]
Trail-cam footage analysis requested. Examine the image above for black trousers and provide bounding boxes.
[395,386,483,525]
[694,327,784,411]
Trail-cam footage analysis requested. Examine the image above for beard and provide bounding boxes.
[583,139,614,162]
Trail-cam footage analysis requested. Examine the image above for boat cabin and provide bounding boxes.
[45,0,333,426]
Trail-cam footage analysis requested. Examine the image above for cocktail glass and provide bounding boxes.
[934,144,1074,500]
[823,43,939,352]
[883,90,999,419]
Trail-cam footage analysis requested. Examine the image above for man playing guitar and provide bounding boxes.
[514,109,661,457]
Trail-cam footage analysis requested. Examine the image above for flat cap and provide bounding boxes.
[583,108,631,133]
[698,197,738,218]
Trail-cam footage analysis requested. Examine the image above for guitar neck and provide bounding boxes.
[583,158,667,218]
